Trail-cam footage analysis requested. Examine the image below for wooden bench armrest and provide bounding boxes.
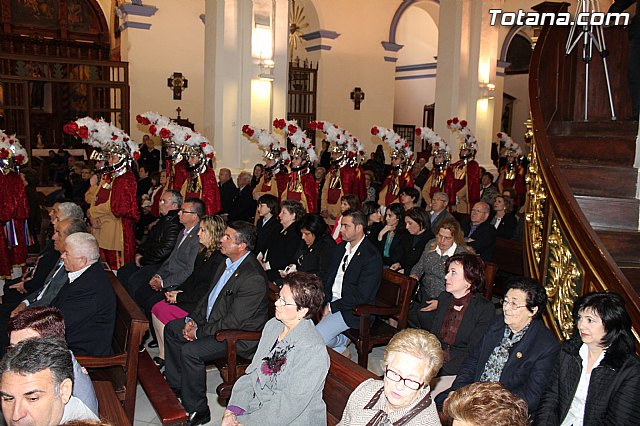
[214,329,262,343]
[138,351,188,425]
[93,380,131,426]
[75,354,127,369]
[353,304,401,317]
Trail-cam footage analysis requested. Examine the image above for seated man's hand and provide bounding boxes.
[9,280,27,294]
[389,262,401,271]
[149,275,163,291]
[409,273,419,280]
[182,320,196,342]
[10,302,26,318]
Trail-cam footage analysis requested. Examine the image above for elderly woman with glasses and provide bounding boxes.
[338,329,443,425]
[535,292,640,425]
[223,272,329,426]
[436,277,560,413]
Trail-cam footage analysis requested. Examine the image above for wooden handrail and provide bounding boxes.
[528,2,640,347]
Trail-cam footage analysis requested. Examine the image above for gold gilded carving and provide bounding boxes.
[546,218,582,340]
[525,138,546,266]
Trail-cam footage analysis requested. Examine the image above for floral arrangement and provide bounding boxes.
[415,126,449,154]
[273,118,318,162]
[0,130,28,167]
[64,117,140,160]
[241,124,290,162]
[496,131,523,156]
[136,112,215,160]
[370,125,414,163]
[446,117,478,152]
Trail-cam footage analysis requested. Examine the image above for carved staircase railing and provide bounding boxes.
[527,2,640,347]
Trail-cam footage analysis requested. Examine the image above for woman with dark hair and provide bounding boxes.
[374,202,408,267]
[286,214,337,286]
[223,272,329,425]
[363,201,383,227]
[250,163,264,189]
[390,208,434,274]
[535,292,640,425]
[254,193,280,256]
[399,186,420,211]
[331,194,360,244]
[410,253,495,395]
[491,194,517,240]
[436,277,560,412]
[261,199,304,282]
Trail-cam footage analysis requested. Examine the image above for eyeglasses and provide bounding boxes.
[276,294,296,307]
[501,299,527,310]
[385,369,423,390]
[180,209,197,215]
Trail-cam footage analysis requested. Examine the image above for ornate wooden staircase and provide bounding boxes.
[527,2,640,345]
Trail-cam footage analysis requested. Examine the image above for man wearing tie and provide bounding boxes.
[163,221,268,426]
[316,209,383,355]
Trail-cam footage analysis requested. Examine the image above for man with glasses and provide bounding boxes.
[117,190,184,295]
[164,221,268,426]
[317,209,383,356]
[462,201,496,261]
[131,198,204,323]
[51,232,116,356]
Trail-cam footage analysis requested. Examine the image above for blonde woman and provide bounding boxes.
[339,329,444,425]
[150,215,226,367]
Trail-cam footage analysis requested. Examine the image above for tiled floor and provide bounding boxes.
[134,343,386,425]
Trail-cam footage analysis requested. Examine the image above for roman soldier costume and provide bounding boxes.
[371,126,414,206]
[416,127,451,210]
[242,124,289,204]
[496,132,526,206]
[65,118,139,269]
[0,131,29,293]
[444,117,480,215]
[274,118,318,213]
[309,120,361,224]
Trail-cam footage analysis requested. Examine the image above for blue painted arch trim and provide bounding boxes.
[499,25,532,62]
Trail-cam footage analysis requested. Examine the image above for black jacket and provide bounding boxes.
[535,336,640,425]
[51,262,116,356]
[228,185,257,223]
[264,223,303,282]
[398,231,433,274]
[139,209,183,266]
[219,179,238,214]
[254,216,280,256]
[295,234,338,287]
[437,317,560,412]
[461,219,496,261]
[373,227,409,267]
[494,212,517,240]
[324,237,383,329]
[414,292,495,375]
[175,250,226,314]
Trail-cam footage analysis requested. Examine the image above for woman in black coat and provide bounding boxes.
[535,292,640,425]
[291,214,337,287]
[373,202,408,267]
[390,208,434,274]
[260,200,304,282]
[491,194,517,240]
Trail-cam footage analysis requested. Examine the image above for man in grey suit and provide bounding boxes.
[164,221,268,426]
[133,197,204,320]
[430,191,456,231]
[10,218,88,318]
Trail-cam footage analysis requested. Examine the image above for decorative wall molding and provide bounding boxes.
[120,21,151,31]
[396,74,436,81]
[396,62,437,72]
[306,45,332,52]
[302,29,340,53]
[384,56,398,63]
[119,3,158,17]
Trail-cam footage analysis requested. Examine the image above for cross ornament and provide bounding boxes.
[167,72,188,100]
[350,87,365,110]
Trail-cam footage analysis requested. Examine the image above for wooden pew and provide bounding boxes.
[138,350,188,425]
[324,348,378,425]
[344,269,417,368]
[93,380,130,425]
[75,272,148,424]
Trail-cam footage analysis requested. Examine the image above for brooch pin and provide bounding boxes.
[516,352,523,359]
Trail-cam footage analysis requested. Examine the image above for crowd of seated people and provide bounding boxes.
[7,144,640,426]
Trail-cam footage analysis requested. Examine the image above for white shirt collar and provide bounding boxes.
[345,235,365,257]
[68,263,94,283]
[436,242,457,257]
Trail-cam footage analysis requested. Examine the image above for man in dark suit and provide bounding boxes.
[51,232,116,356]
[317,209,383,354]
[430,191,456,231]
[164,221,268,425]
[228,171,257,223]
[218,168,238,215]
[132,198,204,320]
[462,201,496,261]
[319,140,331,170]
